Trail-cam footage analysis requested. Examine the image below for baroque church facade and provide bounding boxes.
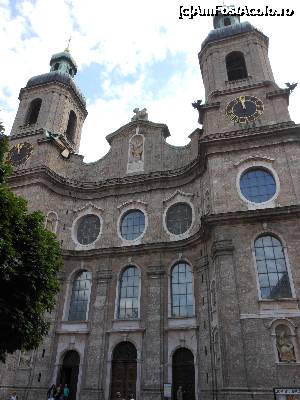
[1,13,300,400]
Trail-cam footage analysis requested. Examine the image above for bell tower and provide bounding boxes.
[10,47,87,153]
[197,14,292,136]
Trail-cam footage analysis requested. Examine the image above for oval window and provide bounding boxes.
[120,210,145,240]
[240,168,276,203]
[166,202,192,235]
[76,214,100,245]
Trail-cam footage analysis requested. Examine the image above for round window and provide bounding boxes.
[76,214,100,245]
[120,210,145,240]
[240,168,276,203]
[166,202,192,235]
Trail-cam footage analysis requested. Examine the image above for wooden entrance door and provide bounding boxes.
[172,348,195,400]
[111,342,137,400]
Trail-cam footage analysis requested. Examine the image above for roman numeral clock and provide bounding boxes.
[225,95,264,123]
[7,142,33,166]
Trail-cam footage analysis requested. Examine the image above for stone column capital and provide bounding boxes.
[211,239,234,259]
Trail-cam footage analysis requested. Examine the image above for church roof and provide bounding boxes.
[26,71,86,106]
[201,21,268,49]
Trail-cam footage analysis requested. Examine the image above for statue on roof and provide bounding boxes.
[131,108,148,122]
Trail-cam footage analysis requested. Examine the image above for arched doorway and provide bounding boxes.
[57,350,80,400]
[172,348,195,400]
[111,342,137,400]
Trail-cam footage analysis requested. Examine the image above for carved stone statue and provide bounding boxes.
[130,135,144,161]
[131,108,148,121]
[276,330,296,363]
[46,213,57,232]
[19,351,32,367]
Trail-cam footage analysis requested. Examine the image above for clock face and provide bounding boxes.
[8,142,33,166]
[226,95,264,123]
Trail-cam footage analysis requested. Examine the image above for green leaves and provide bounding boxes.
[0,132,63,361]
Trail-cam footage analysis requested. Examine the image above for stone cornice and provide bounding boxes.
[201,121,297,143]
[209,80,274,98]
[10,128,44,140]
[8,155,205,197]
[61,205,300,259]
[7,123,300,196]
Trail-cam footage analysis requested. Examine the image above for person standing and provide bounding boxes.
[63,384,69,400]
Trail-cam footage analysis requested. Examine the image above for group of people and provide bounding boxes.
[47,384,69,400]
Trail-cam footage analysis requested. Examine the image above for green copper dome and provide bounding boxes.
[25,48,85,106]
[201,21,268,49]
[50,49,77,76]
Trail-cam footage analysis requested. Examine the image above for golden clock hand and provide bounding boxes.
[16,143,24,154]
[239,96,246,109]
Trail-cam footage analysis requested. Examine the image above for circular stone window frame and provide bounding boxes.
[117,201,148,246]
[236,160,280,210]
[71,208,103,250]
[163,192,195,241]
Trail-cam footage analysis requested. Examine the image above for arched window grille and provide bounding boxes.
[26,98,42,125]
[68,271,92,321]
[171,262,194,317]
[226,51,248,81]
[66,110,77,143]
[118,266,139,319]
[254,235,292,299]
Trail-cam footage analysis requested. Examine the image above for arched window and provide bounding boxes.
[66,110,77,143]
[26,98,42,125]
[54,63,60,71]
[254,235,292,299]
[68,271,92,321]
[171,262,194,317]
[118,266,139,319]
[226,51,248,81]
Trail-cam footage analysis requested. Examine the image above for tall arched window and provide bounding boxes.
[68,271,92,321]
[66,110,77,143]
[254,235,293,299]
[226,51,248,81]
[118,266,139,319]
[26,98,42,125]
[171,262,194,317]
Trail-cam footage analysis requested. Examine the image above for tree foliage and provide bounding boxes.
[0,128,63,361]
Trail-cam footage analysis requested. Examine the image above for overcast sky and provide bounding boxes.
[0,0,299,162]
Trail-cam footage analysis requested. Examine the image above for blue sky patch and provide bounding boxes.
[142,51,187,97]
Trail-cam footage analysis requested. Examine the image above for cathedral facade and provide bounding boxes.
[1,14,300,400]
